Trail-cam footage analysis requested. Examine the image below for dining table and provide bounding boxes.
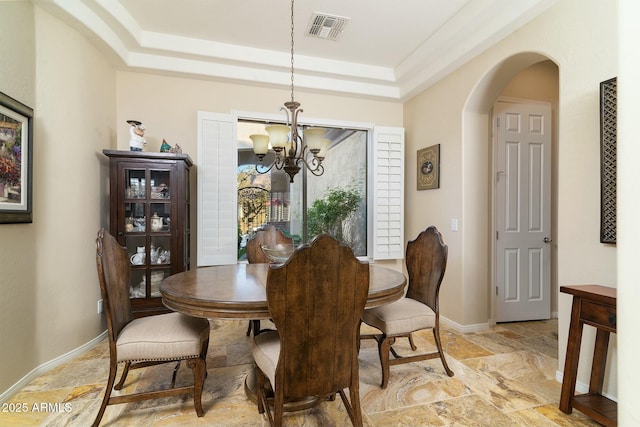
[159,262,407,407]
[160,262,407,319]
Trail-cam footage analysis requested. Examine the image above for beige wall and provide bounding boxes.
[115,72,404,154]
[0,0,37,394]
[32,4,116,358]
[0,4,115,392]
[404,0,617,396]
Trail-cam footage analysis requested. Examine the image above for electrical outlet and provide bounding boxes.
[97,299,103,314]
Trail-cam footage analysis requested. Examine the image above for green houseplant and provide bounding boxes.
[307,187,361,245]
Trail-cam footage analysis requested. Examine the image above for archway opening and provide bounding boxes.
[463,52,559,323]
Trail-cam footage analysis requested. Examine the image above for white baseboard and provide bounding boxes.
[440,316,491,333]
[442,312,557,334]
[555,370,618,402]
[0,330,108,403]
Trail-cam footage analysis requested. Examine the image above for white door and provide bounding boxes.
[494,100,552,322]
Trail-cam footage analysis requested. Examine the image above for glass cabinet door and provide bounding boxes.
[150,203,170,232]
[125,169,146,199]
[123,234,172,299]
[125,202,146,232]
[126,234,147,298]
[150,169,171,200]
[122,168,173,299]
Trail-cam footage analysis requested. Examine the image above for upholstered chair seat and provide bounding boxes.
[362,298,435,336]
[251,331,280,387]
[116,312,210,362]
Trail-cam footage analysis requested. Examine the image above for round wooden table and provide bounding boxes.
[160,263,407,319]
[160,262,406,408]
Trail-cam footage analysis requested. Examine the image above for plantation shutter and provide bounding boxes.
[372,126,404,260]
[197,111,238,266]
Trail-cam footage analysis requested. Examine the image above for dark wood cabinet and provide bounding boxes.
[559,284,617,427]
[104,149,192,317]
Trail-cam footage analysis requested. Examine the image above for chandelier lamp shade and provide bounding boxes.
[250,0,328,183]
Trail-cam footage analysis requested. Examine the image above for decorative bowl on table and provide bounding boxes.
[261,244,296,264]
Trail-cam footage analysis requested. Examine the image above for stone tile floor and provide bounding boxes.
[0,318,602,426]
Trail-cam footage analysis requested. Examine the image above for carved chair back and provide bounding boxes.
[96,229,133,352]
[405,226,448,313]
[266,234,369,399]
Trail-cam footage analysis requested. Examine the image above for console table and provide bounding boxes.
[559,285,616,426]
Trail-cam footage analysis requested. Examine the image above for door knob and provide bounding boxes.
[543,237,552,243]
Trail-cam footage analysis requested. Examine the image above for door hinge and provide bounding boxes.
[496,286,499,296]
[496,230,499,240]
[496,117,500,127]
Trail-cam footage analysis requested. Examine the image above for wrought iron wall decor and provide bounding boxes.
[600,77,616,244]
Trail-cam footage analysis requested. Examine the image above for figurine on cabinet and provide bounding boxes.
[127,120,147,151]
[160,139,172,153]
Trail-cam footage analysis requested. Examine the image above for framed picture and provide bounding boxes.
[0,91,33,223]
[417,144,440,190]
[599,77,616,244]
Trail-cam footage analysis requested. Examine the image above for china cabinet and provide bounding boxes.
[104,149,192,317]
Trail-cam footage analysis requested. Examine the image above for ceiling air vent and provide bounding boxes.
[305,12,350,41]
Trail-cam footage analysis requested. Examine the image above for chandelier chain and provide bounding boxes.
[251,0,326,183]
[290,0,295,103]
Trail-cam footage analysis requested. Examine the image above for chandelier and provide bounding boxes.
[250,0,328,183]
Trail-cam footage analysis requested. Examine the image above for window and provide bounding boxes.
[237,120,368,260]
[197,111,403,266]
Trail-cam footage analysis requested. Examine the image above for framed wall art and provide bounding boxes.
[0,91,33,223]
[599,77,616,244]
[417,144,440,190]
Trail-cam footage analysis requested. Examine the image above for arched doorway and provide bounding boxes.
[463,53,559,323]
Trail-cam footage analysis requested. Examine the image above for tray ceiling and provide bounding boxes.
[37,0,558,101]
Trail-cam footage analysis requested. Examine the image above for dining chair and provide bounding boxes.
[92,228,210,427]
[360,225,454,388]
[252,234,369,427]
[245,224,294,336]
